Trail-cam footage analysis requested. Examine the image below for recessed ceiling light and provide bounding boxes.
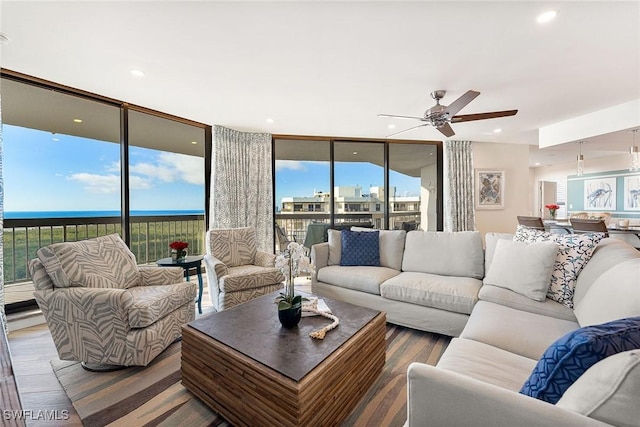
[493,128,502,133]
[191,141,198,145]
[265,118,275,123]
[537,10,558,24]
[130,69,145,77]
[353,151,358,155]
[534,162,541,166]
[0,33,10,45]
[388,124,396,130]
[73,118,83,123]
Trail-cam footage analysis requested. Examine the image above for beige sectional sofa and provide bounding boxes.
[311,229,485,336]
[406,235,640,426]
[312,229,640,427]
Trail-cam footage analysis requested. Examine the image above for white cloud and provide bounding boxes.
[67,173,120,194]
[276,160,306,171]
[68,152,204,195]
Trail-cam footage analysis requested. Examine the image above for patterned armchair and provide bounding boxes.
[29,234,197,370]
[204,227,284,311]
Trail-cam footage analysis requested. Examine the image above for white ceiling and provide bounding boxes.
[1,1,639,166]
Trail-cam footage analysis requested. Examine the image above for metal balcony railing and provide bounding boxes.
[3,215,206,286]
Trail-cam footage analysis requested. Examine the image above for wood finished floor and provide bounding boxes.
[7,277,312,427]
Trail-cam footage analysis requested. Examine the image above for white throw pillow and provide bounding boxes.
[513,226,605,308]
[484,232,515,273]
[327,229,341,265]
[556,350,640,427]
[351,227,406,270]
[483,240,558,301]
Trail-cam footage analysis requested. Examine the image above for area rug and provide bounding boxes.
[51,325,450,426]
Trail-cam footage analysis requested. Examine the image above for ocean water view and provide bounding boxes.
[4,210,205,219]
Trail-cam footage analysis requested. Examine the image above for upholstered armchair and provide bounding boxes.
[204,227,284,311]
[29,234,197,370]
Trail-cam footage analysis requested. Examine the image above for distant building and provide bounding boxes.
[280,185,420,215]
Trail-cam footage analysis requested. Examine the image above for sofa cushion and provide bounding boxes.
[127,282,197,328]
[380,272,481,315]
[513,226,605,308]
[483,239,557,301]
[556,350,640,427]
[340,229,380,266]
[219,265,284,293]
[460,301,579,360]
[208,227,257,267]
[478,285,576,322]
[573,258,640,327]
[317,265,400,295]
[437,338,538,392]
[351,227,406,270]
[573,238,640,307]
[483,232,514,273]
[37,233,140,290]
[327,229,342,266]
[520,316,640,404]
[402,231,484,279]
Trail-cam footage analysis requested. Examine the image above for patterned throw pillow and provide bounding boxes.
[520,316,640,404]
[513,225,605,308]
[340,229,381,267]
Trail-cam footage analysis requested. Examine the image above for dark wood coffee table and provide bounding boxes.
[181,292,386,427]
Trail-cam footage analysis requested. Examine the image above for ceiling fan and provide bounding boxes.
[378,90,518,138]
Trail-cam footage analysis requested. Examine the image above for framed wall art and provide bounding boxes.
[623,175,640,211]
[583,177,616,210]
[475,169,505,210]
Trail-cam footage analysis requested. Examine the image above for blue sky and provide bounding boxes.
[4,124,419,213]
[3,125,205,212]
[275,160,420,204]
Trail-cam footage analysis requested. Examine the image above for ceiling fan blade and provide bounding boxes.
[451,110,518,123]
[386,123,429,138]
[442,90,480,117]
[437,123,455,138]
[378,113,425,121]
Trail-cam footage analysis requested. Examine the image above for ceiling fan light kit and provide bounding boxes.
[379,90,517,138]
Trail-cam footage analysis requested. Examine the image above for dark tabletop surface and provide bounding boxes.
[187,291,382,382]
[156,255,203,266]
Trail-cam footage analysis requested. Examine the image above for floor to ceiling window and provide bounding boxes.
[1,72,210,312]
[273,136,442,252]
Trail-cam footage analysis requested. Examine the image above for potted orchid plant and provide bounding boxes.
[274,242,315,327]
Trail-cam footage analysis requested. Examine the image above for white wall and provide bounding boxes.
[420,164,437,231]
[473,142,530,235]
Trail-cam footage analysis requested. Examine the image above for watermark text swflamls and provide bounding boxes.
[2,410,70,421]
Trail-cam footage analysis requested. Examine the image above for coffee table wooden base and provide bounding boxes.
[182,312,386,427]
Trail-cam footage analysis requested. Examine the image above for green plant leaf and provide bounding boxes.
[278,301,292,311]
[292,295,302,306]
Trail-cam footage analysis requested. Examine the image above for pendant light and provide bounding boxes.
[576,141,585,176]
[630,129,639,172]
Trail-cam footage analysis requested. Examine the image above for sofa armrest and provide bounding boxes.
[34,287,134,362]
[138,266,184,286]
[311,242,329,273]
[406,363,610,427]
[255,250,276,267]
[203,254,228,284]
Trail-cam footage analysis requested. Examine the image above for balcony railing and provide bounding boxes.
[3,215,205,286]
[275,211,421,252]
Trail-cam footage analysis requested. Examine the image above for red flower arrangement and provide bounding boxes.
[545,204,560,211]
[169,241,189,251]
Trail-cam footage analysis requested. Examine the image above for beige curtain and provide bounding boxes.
[444,140,476,231]
[210,126,274,251]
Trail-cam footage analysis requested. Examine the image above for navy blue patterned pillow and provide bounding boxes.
[340,229,380,266]
[520,316,640,404]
